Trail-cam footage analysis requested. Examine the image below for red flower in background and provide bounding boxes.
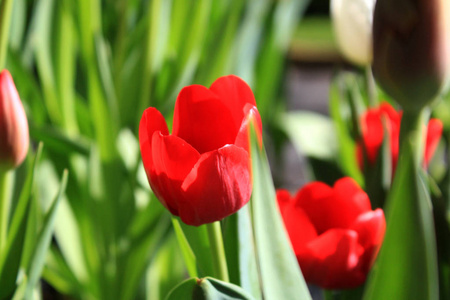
[139,75,261,226]
[357,102,442,170]
[277,177,385,289]
[0,70,29,170]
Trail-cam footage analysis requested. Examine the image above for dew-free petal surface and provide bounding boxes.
[151,133,200,215]
[179,145,251,226]
[210,75,256,130]
[173,85,238,154]
[298,229,365,289]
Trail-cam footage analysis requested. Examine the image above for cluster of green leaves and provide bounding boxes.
[1,0,310,299]
[0,144,67,300]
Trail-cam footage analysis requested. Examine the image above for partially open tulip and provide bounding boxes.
[372,0,450,111]
[357,102,443,170]
[0,70,29,170]
[331,0,376,66]
[277,177,386,289]
[139,75,261,226]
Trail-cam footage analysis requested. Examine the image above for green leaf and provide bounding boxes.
[281,111,338,161]
[172,218,198,278]
[0,143,43,299]
[249,125,311,300]
[165,277,254,300]
[24,169,68,298]
[178,222,215,278]
[223,207,261,299]
[329,73,363,185]
[363,137,439,300]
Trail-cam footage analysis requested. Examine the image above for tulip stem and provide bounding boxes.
[0,0,14,69]
[206,221,229,282]
[0,169,12,251]
[399,108,429,166]
[365,66,377,107]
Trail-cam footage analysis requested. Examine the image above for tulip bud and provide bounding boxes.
[0,70,29,170]
[331,0,376,66]
[372,0,450,112]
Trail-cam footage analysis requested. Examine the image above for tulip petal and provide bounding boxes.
[0,70,29,168]
[361,109,384,164]
[234,105,262,152]
[179,145,251,226]
[350,208,386,273]
[210,75,256,130]
[298,229,365,289]
[139,107,170,176]
[173,85,238,154]
[296,178,371,233]
[424,118,443,167]
[150,132,200,215]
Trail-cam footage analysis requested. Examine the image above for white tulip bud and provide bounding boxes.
[331,0,376,66]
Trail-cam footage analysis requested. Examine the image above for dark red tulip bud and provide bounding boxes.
[0,70,29,170]
[372,0,450,112]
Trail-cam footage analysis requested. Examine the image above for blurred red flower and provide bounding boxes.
[139,75,261,226]
[357,102,443,170]
[277,177,386,289]
[0,70,29,170]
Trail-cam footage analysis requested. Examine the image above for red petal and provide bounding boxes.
[150,133,200,215]
[210,75,256,130]
[282,205,318,255]
[350,208,386,273]
[179,145,251,226]
[424,118,443,167]
[172,85,238,154]
[361,109,384,164]
[332,177,372,218]
[296,178,370,233]
[139,108,169,172]
[298,229,365,289]
[234,105,262,152]
[276,189,292,212]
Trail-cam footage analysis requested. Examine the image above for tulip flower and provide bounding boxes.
[356,102,443,170]
[0,69,29,170]
[277,177,386,289]
[331,0,376,66]
[372,0,450,111]
[139,75,261,226]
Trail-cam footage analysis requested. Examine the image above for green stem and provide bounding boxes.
[206,221,229,282]
[0,169,12,251]
[365,66,377,107]
[0,0,14,69]
[323,289,334,300]
[398,108,429,166]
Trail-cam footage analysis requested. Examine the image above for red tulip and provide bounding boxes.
[277,177,386,289]
[357,102,443,170]
[0,70,29,170]
[139,75,262,226]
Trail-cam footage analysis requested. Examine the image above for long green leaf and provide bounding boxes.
[24,169,68,299]
[166,277,254,300]
[249,125,311,299]
[363,137,439,300]
[0,143,43,299]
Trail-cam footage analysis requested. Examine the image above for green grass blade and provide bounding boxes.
[0,143,43,299]
[363,137,439,300]
[249,125,311,299]
[172,218,198,278]
[24,169,68,299]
